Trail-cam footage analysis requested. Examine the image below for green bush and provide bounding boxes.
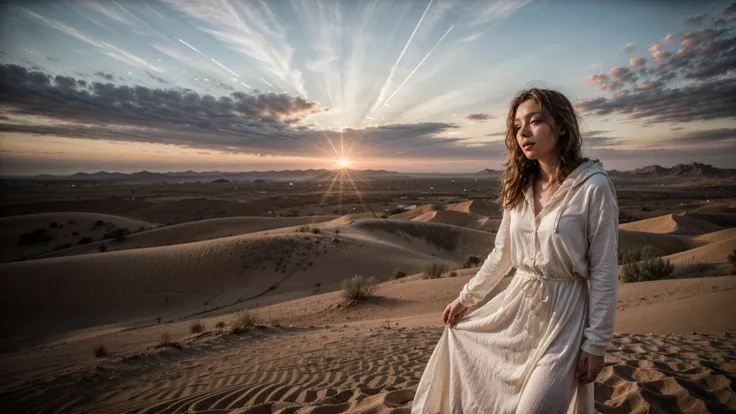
[462,255,481,268]
[155,331,181,349]
[423,263,447,279]
[311,228,321,234]
[93,343,107,357]
[230,310,258,333]
[619,244,674,283]
[341,275,378,302]
[189,320,204,334]
[391,269,407,280]
[449,271,457,277]
[215,321,225,330]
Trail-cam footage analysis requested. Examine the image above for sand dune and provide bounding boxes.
[0,212,157,263]
[617,229,695,255]
[344,218,494,260]
[389,204,438,220]
[619,213,723,235]
[2,273,734,414]
[663,236,736,276]
[692,226,736,244]
[682,211,736,228]
[447,199,503,218]
[38,215,337,259]
[0,219,492,350]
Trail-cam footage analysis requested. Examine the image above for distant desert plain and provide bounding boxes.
[1,162,735,413]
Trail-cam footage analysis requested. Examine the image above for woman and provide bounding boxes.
[411,88,619,414]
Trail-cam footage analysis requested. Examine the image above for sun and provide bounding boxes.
[336,158,350,168]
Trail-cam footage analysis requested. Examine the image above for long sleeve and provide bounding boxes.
[581,176,619,356]
[458,210,513,308]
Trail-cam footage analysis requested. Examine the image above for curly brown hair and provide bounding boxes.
[496,88,588,211]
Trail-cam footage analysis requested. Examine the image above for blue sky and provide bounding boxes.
[0,0,734,174]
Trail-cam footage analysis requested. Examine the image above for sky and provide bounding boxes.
[0,0,734,175]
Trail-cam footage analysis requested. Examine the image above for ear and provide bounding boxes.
[559,127,567,137]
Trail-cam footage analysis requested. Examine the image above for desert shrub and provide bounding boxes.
[49,222,59,229]
[78,237,93,245]
[295,226,310,233]
[423,263,447,279]
[155,331,180,349]
[230,310,258,333]
[729,249,736,275]
[462,255,481,268]
[335,229,340,234]
[93,343,107,357]
[98,244,108,253]
[341,275,378,302]
[392,269,407,280]
[19,229,51,245]
[215,321,225,329]
[619,245,674,283]
[189,320,204,334]
[311,228,321,234]
[449,271,458,277]
[94,220,105,227]
[104,227,129,241]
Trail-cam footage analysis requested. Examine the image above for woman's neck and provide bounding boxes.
[536,155,560,184]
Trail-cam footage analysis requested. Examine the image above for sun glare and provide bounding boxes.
[336,159,350,168]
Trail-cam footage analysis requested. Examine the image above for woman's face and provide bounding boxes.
[513,99,563,162]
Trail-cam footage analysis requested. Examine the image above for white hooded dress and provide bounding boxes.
[411,160,619,414]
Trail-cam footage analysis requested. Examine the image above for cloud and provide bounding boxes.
[486,131,506,137]
[622,41,636,52]
[683,13,707,25]
[582,130,625,148]
[0,64,508,160]
[576,76,736,124]
[22,8,163,73]
[459,33,483,43]
[162,0,306,96]
[467,0,534,27]
[672,128,736,143]
[583,67,638,91]
[591,62,604,69]
[94,71,115,81]
[629,57,646,67]
[145,71,169,84]
[727,3,736,14]
[463,113,493,121]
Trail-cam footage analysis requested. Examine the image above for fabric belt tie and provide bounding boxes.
[519,273,584,313]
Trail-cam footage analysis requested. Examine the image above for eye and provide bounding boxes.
[531,118,542,124]
[513,125,520,132]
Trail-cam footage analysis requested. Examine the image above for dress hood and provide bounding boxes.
[523,159,612,233]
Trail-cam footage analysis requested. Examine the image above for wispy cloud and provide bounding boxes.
[459,33,483,43]
[163,0,306,96]
[22,8,163,72]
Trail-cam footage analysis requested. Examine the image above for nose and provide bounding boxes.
[518,122,531,138]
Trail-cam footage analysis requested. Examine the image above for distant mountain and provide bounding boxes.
[622,163,736,178]
[9,162,735,182]
[473,168,503,176]
[311,169,409,181]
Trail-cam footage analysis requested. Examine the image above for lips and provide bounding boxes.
[522,142,535,150]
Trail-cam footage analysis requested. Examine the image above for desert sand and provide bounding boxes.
[1,177,735,413]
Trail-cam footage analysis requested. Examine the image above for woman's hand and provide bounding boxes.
[576,350,604,385]
[442,298,469,328]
